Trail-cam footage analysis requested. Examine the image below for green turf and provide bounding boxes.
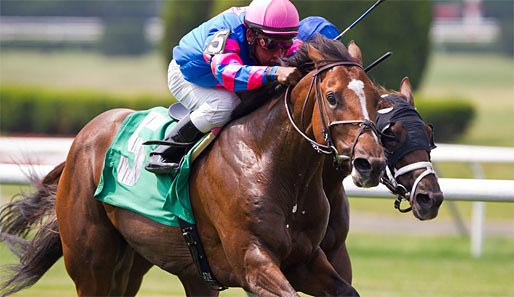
[2,234,512,296]
[0,50,169,97]
[348,234,514,297]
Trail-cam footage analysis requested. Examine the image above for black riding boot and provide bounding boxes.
[145,115,204,174]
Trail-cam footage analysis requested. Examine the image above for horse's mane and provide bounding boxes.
[375,84,397,109]
[375,84,397,97]
[233,35,355,119]
[282,35,356,75]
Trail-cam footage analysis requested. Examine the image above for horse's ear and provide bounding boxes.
[307,43,325,68]
[347,40,363,65]
[400,77,414,106]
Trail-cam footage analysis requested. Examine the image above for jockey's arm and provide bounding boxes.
[208,51,275,92]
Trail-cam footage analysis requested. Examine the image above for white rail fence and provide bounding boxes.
[1,137,513,257]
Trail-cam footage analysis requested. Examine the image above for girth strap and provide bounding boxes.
[177,218,227,291]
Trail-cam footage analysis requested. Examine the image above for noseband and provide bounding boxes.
[382,161,437,212]
[284,61,380,167]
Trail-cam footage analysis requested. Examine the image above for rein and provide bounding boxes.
[284,61,379,165]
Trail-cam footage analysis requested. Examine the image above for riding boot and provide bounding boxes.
[145,115,204,174]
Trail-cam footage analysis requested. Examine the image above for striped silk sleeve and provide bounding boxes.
[203,38,273,92]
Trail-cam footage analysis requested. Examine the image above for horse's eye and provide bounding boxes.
[326,91,337,106]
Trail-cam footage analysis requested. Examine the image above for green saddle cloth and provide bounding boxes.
[94,107,201,226]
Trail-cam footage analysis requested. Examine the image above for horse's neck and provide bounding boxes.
[234,89,323,179]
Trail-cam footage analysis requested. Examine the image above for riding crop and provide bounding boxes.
[364,51,392,73]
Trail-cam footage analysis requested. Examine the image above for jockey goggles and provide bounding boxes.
[257,36,293,51]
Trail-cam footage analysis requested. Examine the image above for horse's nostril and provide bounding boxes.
[416,193,432,208]
[353,158,371,172]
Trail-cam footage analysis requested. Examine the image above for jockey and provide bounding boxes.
[297,16,340,41]
[146,0,303,174]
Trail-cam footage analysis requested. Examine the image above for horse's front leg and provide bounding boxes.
[321,187,353,283]
[322,159,353,283]
[287,248,359,296]
[243,243,299,296]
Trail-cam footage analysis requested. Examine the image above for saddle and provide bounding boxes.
[167,102,190,121]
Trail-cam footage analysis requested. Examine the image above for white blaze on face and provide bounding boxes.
[347,79,378,143]
[347,79,369,120]
[347,78,379,168]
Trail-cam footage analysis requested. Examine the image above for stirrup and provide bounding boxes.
[144,154,180,174]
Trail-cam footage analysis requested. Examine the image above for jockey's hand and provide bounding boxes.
[276,67,302,86]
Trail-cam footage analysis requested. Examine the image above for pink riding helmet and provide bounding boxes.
[244,0,299,37]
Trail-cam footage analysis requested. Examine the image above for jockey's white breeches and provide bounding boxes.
[167,59,241,133]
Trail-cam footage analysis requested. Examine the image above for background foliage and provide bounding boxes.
[7,0,513,142]
[0,86,168,135]
[295,1,432,90]
[160,0,215,65]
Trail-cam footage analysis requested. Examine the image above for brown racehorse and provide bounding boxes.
[0,38,385,296]
[320,77,444,283]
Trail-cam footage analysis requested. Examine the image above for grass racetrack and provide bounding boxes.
[1,50,513,296]
[1,234,512,297]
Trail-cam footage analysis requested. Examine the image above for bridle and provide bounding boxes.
[377,94,438,213]
[284,61,380,168]
[381,161,436,213]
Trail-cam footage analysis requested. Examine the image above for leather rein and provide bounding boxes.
[284,61,380,167]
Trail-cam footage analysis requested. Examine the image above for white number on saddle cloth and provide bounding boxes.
[117,111,169,186]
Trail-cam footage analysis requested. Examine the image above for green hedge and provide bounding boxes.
[160,0,215,65]
[0,86,475,142]
[0,86,170,135]
[415,96,476,143]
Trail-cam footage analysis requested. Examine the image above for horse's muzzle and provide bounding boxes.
[351,156,386,188]
[412,190,444,220]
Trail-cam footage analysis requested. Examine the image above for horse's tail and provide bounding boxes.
[0,162,65,297]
